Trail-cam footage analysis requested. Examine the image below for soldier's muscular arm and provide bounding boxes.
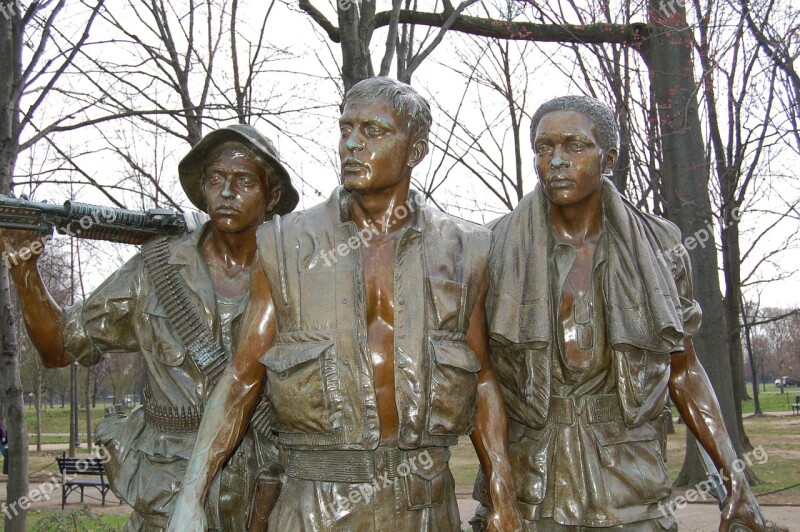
[168,261,278,532]
[0,229,69,367]
[468,274,523,532]
[669,340,765,532]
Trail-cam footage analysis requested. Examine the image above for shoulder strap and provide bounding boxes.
[141,237,228,385]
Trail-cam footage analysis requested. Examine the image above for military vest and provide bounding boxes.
[256,187,492,450]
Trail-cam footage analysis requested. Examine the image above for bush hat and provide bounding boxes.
[178,124,299,217]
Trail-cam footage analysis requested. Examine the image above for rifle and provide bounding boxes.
[0,194,207,245]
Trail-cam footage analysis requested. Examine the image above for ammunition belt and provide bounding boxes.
[142,237,228,385]
[142,387,203,433]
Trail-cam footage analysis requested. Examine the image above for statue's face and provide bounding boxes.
[202,147,269,233]
[338,99,416,193]
[533,110,612,208]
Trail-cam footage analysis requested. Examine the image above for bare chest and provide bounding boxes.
[361,236,397,325]
[560,242,597,371]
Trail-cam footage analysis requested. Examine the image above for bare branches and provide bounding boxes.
[298,0,341,42]
[374,9,645,44]
[400,0,478,82]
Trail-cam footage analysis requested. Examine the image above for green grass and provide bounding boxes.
[0,508,128,531]
[667,383,800,417]
[741,385,800,414]
[25,406,109,438]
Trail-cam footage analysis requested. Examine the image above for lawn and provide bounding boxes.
[741,385,800,414]
[0,508,129,532]
[25,406,110,439]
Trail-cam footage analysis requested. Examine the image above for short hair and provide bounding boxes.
[204,141,278,191]
[341,77,432,142]
[530,95,619,153]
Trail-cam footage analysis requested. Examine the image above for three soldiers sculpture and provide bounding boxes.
[3,79,767,532]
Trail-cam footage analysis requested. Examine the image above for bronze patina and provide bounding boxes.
[0,124,297,531]
[472,96,766,531]
[168,77,524,532]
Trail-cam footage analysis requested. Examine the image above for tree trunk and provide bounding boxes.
[338,1,375,91]
[0,270,28,531]
[742,302,762,416]
[640,0,742,488]
[85,371,92,453]
[0,8,28,527]
[35,366,41,452]
[69,362,78,457]
[722,219,755,455]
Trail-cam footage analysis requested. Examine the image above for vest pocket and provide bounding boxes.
[427,334,481,436]
[260,340,335,435]
[403,447,449,509]
[509,423,553,517]
[591,421,671,508]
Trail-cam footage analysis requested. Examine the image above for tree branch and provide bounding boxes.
[373,10,647,45]
[298,0,340,43]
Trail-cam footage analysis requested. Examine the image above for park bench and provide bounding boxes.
[792,396,800,415]
[55,452,111,509]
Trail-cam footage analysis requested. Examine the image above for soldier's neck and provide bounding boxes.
[549,193,604,247]
[348,184,411,235]
[204,226,258,272]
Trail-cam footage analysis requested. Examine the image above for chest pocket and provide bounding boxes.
[427,334,481,436]
[260,340,336,435]
[140,292,185,367]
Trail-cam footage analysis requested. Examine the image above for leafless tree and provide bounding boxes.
[0,3,107,526]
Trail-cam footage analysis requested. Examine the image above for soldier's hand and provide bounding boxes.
[166,494,207,532]
[719,479,766,532]
[0,227,48,269]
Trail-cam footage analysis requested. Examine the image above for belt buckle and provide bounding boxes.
[376,446,401,480]
[568,396,578,426]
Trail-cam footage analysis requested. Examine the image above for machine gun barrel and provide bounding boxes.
[0,195,207,245]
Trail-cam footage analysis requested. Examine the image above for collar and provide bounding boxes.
[168,221,211,266]
[327,185,425,234]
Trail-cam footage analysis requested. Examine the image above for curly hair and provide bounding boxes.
[530,95,619,153]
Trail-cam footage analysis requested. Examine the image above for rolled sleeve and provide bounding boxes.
[670,244,702,339]
[62,255,142,366]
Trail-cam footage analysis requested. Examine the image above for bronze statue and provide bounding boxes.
[0,124,298,531]
[472,95,766,531]
[168,77,523,531]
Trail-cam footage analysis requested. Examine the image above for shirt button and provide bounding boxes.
[398,360,406,368]
[343,360,350,366]
[397,296,405,305]
[342,297,348,304]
